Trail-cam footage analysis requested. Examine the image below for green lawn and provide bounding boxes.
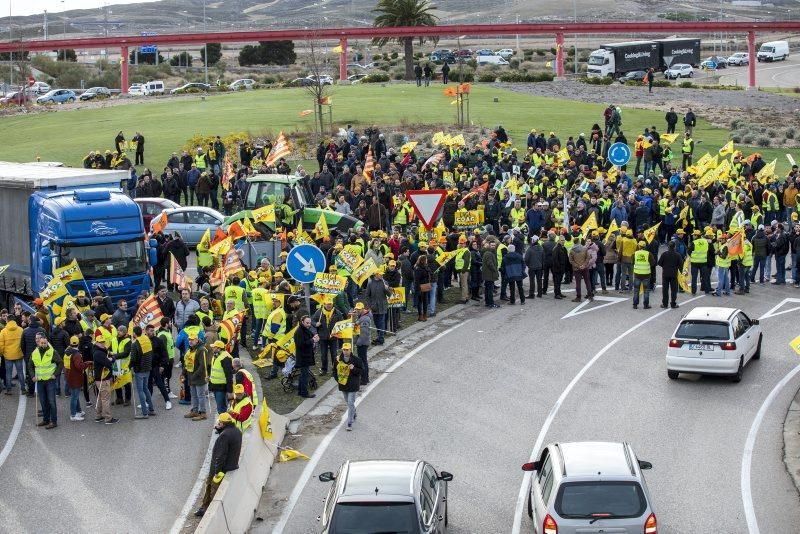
[0,83,790,173]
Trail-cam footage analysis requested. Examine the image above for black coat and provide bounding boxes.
[337,354,363,393]
[294,325,316,368]
[211,423,242,475]
[21,318,46,358]
[552,244,568,274]
[657,249,682,278]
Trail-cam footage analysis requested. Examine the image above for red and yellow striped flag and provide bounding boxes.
[130,294,164,330]
[363,149,374,184]
[222,249,245,278]
[265,132,290,167]
[169,252,188,289]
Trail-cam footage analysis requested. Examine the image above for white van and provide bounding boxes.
[477,54,509,66]
[757,41,789,62]
[143,80,165,95]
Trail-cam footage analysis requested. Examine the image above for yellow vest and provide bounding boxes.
[32,346,56,381]
[633,250,651,275]
[715,247,731,268]
[690,238,708,264]
[454,248,469,271]
[682,138,693,154]
[224,284,245,312]
[210,350,232,385]
[264,307,286,340]
[194,153,207,169]
[252,288,269,319]
[231,396,253,431]
[196,309,214,326]
[742,240,753,267]
[496,243,507,267]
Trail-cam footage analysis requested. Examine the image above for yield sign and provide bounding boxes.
[406,189,447,230]
[759,298,800,321]
[562,295,627,319]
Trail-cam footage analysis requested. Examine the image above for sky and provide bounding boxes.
[2,0,160,17]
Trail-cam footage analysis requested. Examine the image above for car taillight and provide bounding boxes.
[721,342,737,351]
[543,514,558,534]
[669,339,683,348]
[644,512,657,534]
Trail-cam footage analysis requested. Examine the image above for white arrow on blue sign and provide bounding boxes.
[607,142,631,167]
[286,244,327,284]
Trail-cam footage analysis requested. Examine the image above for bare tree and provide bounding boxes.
[303,34,331,137]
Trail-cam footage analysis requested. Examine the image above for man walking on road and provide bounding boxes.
[658,241,682,309]
[184,334,209,421]
[32,333,62,429]
[337,343,362,431]
[194,413,242,518]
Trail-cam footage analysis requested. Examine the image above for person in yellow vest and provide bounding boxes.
[227,383,254,432]
[74,290,92,313]
[454,235,472,304]
[196,298,215,325]
[632,240,654,310]
[251,284,269,348]
[113,325,132,407]
[736,229,753,295]
[681,132,694,169]
[184,334,209,421]
[688,229,711,295]
[265,296,287,380]
[209,340,233,415]
[32,333,63,429]
[509,199,525,228]
[196,237,214,270]
[714,234,732,296]
[232,358,258,408]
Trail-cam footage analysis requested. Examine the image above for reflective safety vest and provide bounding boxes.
[742,240,754,267]
[210,350,232,385]
[194,153,207,169]
[184,325,203,340]
[659,198,668,216]
[32,346,57,381]
[185,345,205,375]
[633,250,651,275]
[264,307,286,340]
[116,337,131,372]
[682,138,693,155]
[196,309,214,326]
[252,288,269,319]
[196,241,214,268]
[750,213,763,228]
[564,238,575,253]
[394,202,410,225]
[496,243,507,268]
[766,191,779,212]
[509,208,525,226]
[690,238,708,264]
[157,329,174,362]
[243,277,257,303]
[716,246,731,268]
[231,396,253,431]
[454,248,469,271]
[224,284,245,312]
[98,325,118,352]
[236,368,259,407]
[730,211,744,231]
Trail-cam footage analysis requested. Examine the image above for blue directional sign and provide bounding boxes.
[608,142,631,166]
[286,244,327,284]
[140,32,158,54]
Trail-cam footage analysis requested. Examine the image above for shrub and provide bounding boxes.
[377,63,391,72]
[452,67,475,82]
[362,72,390,83]
[390,51,398,59]
[477,73,497,83]
[523,48,534,55]
[583,76,614,85]
[731,134,742,143]
[730,119,744,130]
[742,134,755,144]
[785,127,796,140]
[509,59,520,69]
[519,61,537,71]
[756,136,771,147]
[652,80,671,87]
[372,54,382,61]
[466,58,477,69]
[392,70,405,81]
[498,71,553,83]
[678,81,696,88]
[535,49,547,56]
[766,128,779,138]
[624,80,643,87]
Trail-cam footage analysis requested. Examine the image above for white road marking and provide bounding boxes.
[561,295,627,319]
[510,294,706,534]
[271,321,470,533]
[169,430,218,534]
[0,394,27,470]
[741,363,800,534]
[758,298,800,321]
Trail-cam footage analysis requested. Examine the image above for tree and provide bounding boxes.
[54,49,77,62]
[373,0,438,80]
[169,52,193,67]
[237,41,296,66]
[303,36,330,135]
[200,43,222,66]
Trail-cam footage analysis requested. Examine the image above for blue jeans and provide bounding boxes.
[776,254,787,284]
[342,391,357,426]
[403,281,413,311]
[428,282,438,315]
[751,256,766,282]
[213,389,228,414]
[484,280,495,306]
[357,344,369,385]
[373,313,386,343]
[4,359,24,392]
[191,384,208,414]
[633,277,650,307]
[764,254,773,281]
[70,388,82,417]
[37,379,57,424]
[715,267,730,295]
[135,372,154,416]
[298,366,311,396]
[252,318,264,346]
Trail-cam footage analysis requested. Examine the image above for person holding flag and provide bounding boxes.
[337,342,363,432]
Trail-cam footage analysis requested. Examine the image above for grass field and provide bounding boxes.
[0,83,790,173]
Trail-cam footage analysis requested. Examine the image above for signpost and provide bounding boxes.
[406,189,448,230]
[607,142,631,167]
[286,244,327,312]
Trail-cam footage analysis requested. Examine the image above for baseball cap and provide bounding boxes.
[233,384,245,394]
[211,340,226,349]
[69,336,80,346]
[100,313,111,322]
[342,342,352,350]
[217,413,234,424]
[354,302,364,311]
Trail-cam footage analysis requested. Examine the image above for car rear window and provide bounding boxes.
[555,481,646,519]
[331,502,420,534]
[676,320,730,340]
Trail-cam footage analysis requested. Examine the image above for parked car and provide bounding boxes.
[286,77,314,87]
[496,48,515,59]
[523,441,657,534]
[153,206,224,246]
[347,74,366,84]
[664,63,693,79]
[619,70,648,83]
[29,81,51,95]
[757,40,789,62]
[36,89,77,104]
[143,80,165,96]
[475,49,494,56]
[430,50,456,64]
[318,460,453,534]
[229,78,256,91]
[306,74,334,86]
[707,55,728,68]
[0,91,34,105]
[128,83,145,96]
[170,82,210,94]
[666,306,762,382]
[727,52,750,66]
[455,49,473,58]
[134,197,180,230]
[79,87,112,101]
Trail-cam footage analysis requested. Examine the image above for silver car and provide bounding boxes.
[153,206,223,247]
[523,442,657,534]
[318,460,453,534]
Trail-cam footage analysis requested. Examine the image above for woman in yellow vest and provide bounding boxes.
[32,335,62,429]
[737,235,753,295]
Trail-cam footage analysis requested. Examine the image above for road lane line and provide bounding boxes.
[0,394,27,470]
[741,363,800,534]
[271,320,470,533]
[510,294,706,534]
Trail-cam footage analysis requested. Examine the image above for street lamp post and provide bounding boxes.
[573,0,578,74]
[203,0,208,85]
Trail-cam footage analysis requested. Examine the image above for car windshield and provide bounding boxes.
[675,320,730,340]
[555,482,646,519]
[59,240,147,278]
[330,502,420,534]
[588,55,605,66]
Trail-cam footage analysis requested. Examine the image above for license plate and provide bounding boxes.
[689,343,715,351]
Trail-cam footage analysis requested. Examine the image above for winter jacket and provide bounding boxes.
[21,318,46,358]
[174,299,201,329]
[523,242,544,271]
[552,243,568,274]
[355,312,373,347]
[311,308,343,340]
[658,249,683,278]
[294,325,317,368]
[503,251,526,281]
[130,337,153,373]
[711,204,726,227]
[337,354,363,393]
[64,348,88,389]
[92,344,115,382]
[0,320,24,360]
[364,278,391,315]
[50,327,71,358]
[481,249,499,282]
[186,344,209,386]
[211,423,242,475]
[752,230,769,257]
[568,244,590,271]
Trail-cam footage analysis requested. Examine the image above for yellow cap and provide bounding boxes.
[248,270,257,277]
[77,290,86,297]
[217,412,234,424]
[70,335,80,346]
[100,313,111,322]
[233,384,245,394]
[354,302,364,310]
[211,340,226,349]
[638,240,646,247]
[342,342,352,350]
[388,260,397,267]
[188,333,198,341]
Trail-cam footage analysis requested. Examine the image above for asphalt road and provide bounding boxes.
[717,56,800,88]
[257,277,800,533]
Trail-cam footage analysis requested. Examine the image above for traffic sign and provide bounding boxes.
[286,244,326,284]
[607,142,631,167]
[406,189,448,230]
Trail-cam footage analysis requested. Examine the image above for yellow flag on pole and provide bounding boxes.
[279,448,311,462]
[314,214,330,239]
[580,212,598,236]
[718,140,734,157]
[604,220,619,245]
[643,222,660,244]
[258,399,273,441]
[755,158,777,185]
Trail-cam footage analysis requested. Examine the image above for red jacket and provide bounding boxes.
[65,349,89,389]
[228,398,253,425]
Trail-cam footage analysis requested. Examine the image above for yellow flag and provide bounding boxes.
[790,334,800,356]
[604,220,619,245]
[209,236,233,256]
[643,222,661,244]
[580,212,598,235]
[53,259,85,284]
[755,158,777,185]
[276,325,298,354]
[252,204,276,224]
[606,166,618,183]
[351,258,379,286]
[294,230,316,246]
[331,319,354,339]
[198,228,211,250]
[556,147,569,162]
[660,133,678,145]
[279,448,311,462]
[677,257,690,293]
[436,250,458,266]
[400,141,418,154]
[434,218,446,239]
[258,399,273,441]
[718,140,734,157]
[314,214,330,239]
[242,217,258,235]
[331,44,343,54]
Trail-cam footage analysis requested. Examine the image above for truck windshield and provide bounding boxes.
[588,55,606,66]
[59,240,147,278]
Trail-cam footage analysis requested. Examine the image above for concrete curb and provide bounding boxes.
[284,301,471,422]
[783,387,800,495]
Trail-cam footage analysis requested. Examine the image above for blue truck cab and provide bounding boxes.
[0,163,156,308]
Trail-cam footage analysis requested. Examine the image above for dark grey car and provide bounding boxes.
[318,460,453,534]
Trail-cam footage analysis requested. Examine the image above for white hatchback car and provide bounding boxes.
[666,307,762,382]
[665,63,693,79]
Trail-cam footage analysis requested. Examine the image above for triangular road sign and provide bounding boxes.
[406,189,448,230]
[759,298,800,321]
[562,295,627,319]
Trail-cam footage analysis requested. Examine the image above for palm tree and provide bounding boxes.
[373,0,439,81]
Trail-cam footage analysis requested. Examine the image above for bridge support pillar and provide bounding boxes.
[339,38,348,82]
[746,31,756,91]
[121,46,129,94]
[555,33,565,80]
